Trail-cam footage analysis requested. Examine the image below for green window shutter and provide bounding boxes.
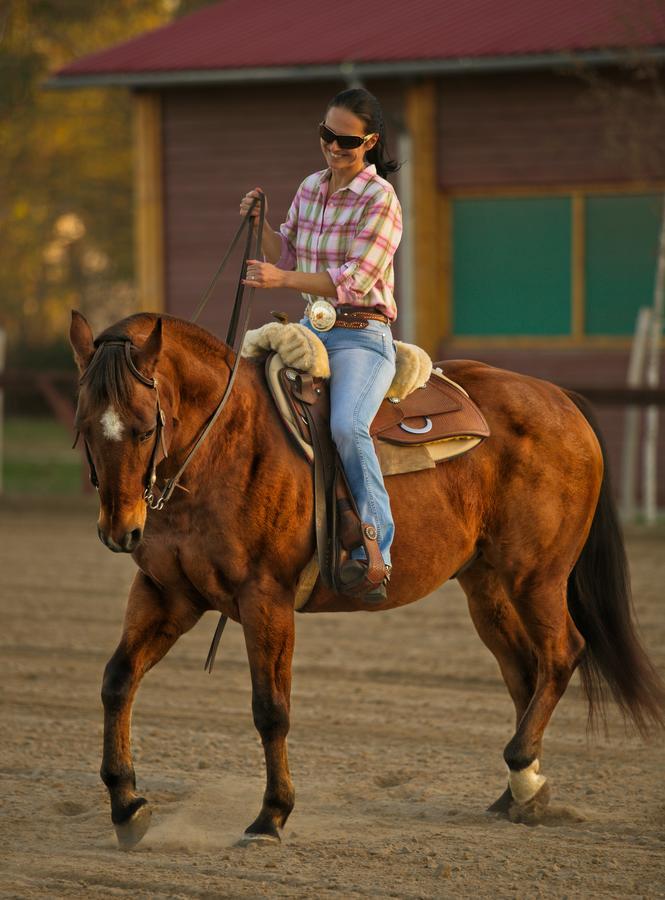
[452,197,572,336]
[585,194,662,336]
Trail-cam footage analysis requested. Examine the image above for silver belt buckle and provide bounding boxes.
[307,299,337,332]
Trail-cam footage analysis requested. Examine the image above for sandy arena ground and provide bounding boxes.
[2,497,664,899]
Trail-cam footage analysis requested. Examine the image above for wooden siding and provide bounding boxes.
[161,81,405,338]
[438,71,665,187]
[155,78,662,506]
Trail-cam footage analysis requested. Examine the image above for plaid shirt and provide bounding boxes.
[276,165,402,321]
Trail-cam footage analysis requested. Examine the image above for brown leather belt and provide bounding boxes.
[334,306,390,330]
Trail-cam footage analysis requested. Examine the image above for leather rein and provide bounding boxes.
[76,194,266,511]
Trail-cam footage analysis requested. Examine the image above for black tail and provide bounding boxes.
[566,391,665,736]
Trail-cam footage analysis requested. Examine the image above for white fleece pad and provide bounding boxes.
[242,322,433,401]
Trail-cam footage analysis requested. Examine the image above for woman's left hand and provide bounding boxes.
[243,259,286,289]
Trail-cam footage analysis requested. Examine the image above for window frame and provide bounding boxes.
[441,181,665,348]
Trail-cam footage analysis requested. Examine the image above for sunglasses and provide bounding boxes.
[318,122,375,150]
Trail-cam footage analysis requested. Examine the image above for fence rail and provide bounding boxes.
[3,370,665,406]
[1,370,664,505]
[563,386,665,405]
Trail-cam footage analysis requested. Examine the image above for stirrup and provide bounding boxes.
[363,564,392,604]
[337,559,391,601]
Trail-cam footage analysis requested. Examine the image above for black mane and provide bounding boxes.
[80,333,136,414]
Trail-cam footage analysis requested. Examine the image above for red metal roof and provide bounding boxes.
[57,0,665,78]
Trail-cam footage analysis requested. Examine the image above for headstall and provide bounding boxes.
[75,339,168,509]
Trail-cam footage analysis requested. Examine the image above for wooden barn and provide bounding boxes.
[53,0,665,505]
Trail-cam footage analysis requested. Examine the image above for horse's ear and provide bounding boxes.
[135,318,162,376]
[69,310,95,374]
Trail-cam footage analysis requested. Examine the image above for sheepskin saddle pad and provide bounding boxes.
[242,322,490,476]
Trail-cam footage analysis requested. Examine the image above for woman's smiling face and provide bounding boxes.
[320,105,378,181]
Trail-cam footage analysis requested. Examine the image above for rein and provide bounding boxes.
[77,194,265,509]
[77,197,265,674]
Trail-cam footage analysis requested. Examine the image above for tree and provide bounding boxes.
[0,0,198,348]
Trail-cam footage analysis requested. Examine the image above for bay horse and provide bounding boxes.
[69,309,665,849]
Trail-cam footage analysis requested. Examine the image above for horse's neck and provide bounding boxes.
[161,324,231,403]
[160,325,298,491]
[165,341,263,479]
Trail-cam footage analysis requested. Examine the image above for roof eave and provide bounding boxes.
[47,47,665,89]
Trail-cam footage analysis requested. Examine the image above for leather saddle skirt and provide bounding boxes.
[370,367,489,444]
[265,355,490,476]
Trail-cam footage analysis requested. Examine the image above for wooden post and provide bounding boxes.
[439,193,452,342]
[643,193,665,523]
[571,193,585,341]
[134,92,165,313]
[396,129,415,343]
[0,329,5,495]
[621,306,651,520]
[405,80,442,357]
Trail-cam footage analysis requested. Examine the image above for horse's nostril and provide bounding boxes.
[118,528,142,552]
[126,528,143,550]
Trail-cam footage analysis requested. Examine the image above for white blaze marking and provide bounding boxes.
[101,406,124,441]
[508,759,547,804]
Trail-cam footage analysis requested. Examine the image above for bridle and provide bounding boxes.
[75,194,266,511]
[76,338,169,508]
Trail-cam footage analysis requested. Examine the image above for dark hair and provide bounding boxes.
[326,88,401,180]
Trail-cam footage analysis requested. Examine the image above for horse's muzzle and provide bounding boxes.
[98,524,143,554]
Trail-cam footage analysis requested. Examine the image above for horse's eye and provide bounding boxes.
[138,427,156,443]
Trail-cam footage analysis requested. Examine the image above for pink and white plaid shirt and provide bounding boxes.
[276,165,402,321]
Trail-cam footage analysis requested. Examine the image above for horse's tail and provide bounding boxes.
[565,390,665,736]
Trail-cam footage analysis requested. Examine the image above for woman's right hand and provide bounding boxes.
[240,188,268,224]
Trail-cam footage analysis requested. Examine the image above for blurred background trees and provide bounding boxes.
[0,0,210,360]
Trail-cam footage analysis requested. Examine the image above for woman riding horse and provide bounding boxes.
[240,87,401,601]
[70,304,665,849]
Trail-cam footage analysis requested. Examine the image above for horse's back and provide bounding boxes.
[439,358,599,451]
[435,359,604,554]
[435,358,603,532]
[439,357,570,406]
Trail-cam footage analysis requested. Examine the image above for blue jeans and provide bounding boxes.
[301,318,396,565]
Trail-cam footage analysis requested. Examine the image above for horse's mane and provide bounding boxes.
[81,337,136,414]
[81,313,234,413]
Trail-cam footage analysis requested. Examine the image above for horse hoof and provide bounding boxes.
[114,801,152,850]
[507,781,551,825]
[236,831,281,848]
[487,786,513,816]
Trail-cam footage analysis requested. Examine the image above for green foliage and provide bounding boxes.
[0,0,188,347]
[2,417,82,494]
[7,337,72,370]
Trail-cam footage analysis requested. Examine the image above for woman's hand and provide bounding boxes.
[240,189,282,263]
[239,188,268,224]
[244,259,286,289]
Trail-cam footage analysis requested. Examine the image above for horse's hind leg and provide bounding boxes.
[494,571,585,823]
[459,564,539,815]
[101,571,201,849]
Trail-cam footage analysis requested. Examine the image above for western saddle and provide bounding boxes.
[264,353,490,598]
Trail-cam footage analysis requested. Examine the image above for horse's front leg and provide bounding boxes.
[101,571,201,849]
[239,584,296,843]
